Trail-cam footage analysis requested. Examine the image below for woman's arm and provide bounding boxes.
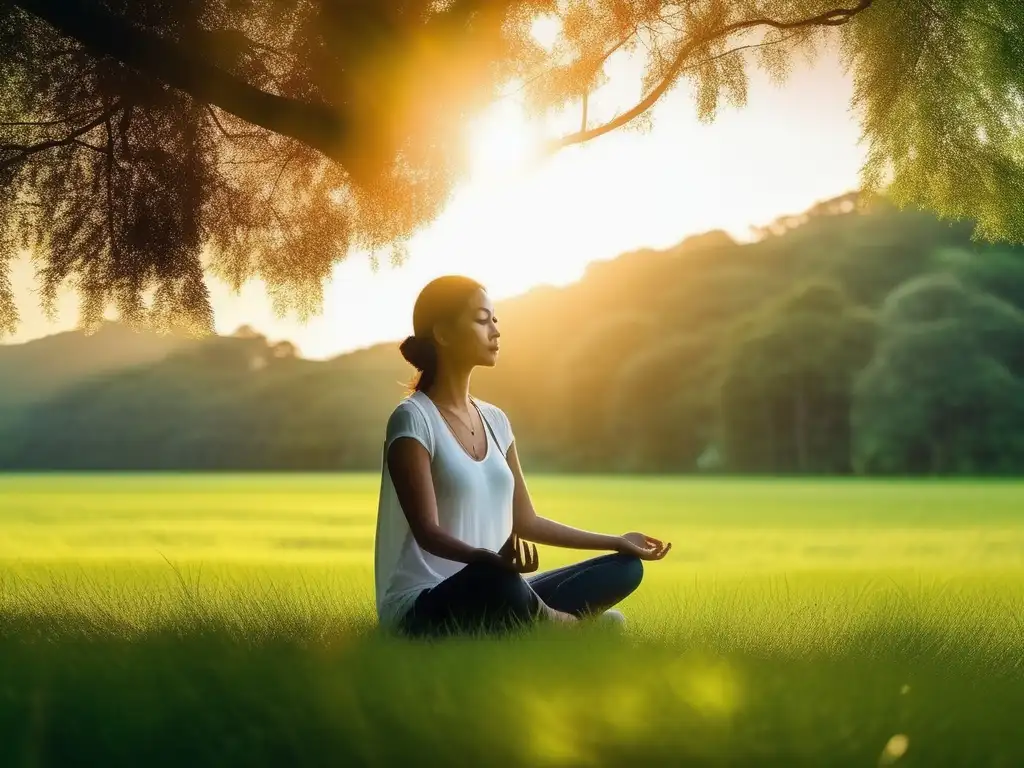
[507,442,671,561]
[506,441,623,551]
[388,437,491,564]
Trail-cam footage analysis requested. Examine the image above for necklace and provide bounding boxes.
[436,400,477,436]
[435,400,483,459]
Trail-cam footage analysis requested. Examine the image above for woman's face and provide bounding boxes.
[436,288,501,368]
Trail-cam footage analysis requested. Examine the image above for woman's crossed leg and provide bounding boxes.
[399,553,643,638]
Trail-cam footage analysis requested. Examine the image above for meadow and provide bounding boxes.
[1,474,1022,767]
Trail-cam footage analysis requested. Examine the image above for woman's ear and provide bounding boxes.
[431,322,449,348]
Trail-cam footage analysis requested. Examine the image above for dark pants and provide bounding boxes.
[399,553,644,638]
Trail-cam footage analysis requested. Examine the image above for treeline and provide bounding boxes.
[2,192,1023,474]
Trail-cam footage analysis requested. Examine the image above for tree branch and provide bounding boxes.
[548,0,874,152]
[14,0,352,162]
[105,114,116,261]
[205,105,266,142]
[0,101,123,170]
[265,148,303,209]
[506,25,638,100]
[71,138,105,153]
[1,105,109,127]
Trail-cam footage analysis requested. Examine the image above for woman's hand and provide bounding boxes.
[616,531,671,561]
[498,532,540,573]
[471,532,539,573]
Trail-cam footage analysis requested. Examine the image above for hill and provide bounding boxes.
[0,321,194,426]
[2,192,1023,474]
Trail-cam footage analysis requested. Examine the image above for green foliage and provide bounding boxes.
[720,281,877,473]
[0,321,192,410]
[846,0,1024,244]
[932,245,1024,319]
[552,310,658,468]
[852,274,1024,474]
[606,332,719,472]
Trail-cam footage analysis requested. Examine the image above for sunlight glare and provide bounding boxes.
[467,100,540,184]
[879,734,910,765]
[669,657,743,719]
[523,691,588,765]
[530,14,561,51]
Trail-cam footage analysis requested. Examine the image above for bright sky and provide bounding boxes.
[6,30,865,359]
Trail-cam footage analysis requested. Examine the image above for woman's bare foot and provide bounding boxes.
[542,607,578,624]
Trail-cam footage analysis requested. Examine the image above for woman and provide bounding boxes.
[374,275,671,637]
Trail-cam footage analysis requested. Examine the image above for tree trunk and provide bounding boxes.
[930,440,946,476]
[794,377,809,473]
[14,0,351,161]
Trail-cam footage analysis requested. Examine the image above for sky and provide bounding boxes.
[6,31,866,360]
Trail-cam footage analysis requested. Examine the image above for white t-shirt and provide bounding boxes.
[373,390,516,628]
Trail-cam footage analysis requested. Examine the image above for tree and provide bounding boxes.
[719,281,876,473]
[4,0,1018,336]
[932,246,1024,317]
[852,322,1024,474]
[879,271,1024,362]
[606,332,720,472]
[852,274,1024,474]
[552,310,656,469]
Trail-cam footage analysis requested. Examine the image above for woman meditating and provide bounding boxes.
[374,275,671,637]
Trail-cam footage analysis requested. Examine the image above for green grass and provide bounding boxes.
[2,474,1023,767]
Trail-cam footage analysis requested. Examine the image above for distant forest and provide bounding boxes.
[2,192,1023,475]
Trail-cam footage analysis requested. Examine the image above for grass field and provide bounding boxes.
[2,474,1023,767]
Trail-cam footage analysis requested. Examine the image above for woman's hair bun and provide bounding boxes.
[399,335,436,372]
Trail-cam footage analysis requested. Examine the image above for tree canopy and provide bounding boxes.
[1,0,1022,335]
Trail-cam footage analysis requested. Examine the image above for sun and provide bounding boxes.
[466,100,540,185]
[463,13,561,186]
